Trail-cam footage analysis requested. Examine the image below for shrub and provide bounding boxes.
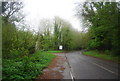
[2,51,56,80]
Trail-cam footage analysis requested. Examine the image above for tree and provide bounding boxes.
[2,1,37,58]
[53,17,63,50]
[36,19,53,51]
[2,2,23,22]
[76,1,120,55]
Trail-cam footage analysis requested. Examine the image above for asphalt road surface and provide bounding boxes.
[65,51,119,79]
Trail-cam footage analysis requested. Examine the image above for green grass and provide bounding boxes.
[3,51,56,80]
[83,50,119,63]
[47,50,64,53]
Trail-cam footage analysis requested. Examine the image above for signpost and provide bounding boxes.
[59,45,63,50]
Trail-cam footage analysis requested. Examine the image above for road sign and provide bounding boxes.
[59,45,63,50]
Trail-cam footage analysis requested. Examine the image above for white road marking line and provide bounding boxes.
[64,53,75,81]
[92,62,118,76]
[70,71,74,81]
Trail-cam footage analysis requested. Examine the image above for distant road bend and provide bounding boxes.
[64,51,119,79]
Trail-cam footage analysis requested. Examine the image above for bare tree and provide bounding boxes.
[2,1,23,22]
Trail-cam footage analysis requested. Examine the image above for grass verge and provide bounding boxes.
[47,50,64,53]
[83,50,119,63]
[2,51,56,80]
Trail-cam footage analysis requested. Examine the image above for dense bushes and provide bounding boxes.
[2,51,56,80]
[2,17,36,59]
[2,17,57,80]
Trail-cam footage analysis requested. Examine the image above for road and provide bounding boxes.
[64,51,119,79]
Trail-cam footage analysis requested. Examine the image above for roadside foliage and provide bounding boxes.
[76,1,120,56]
[2,1,120,80]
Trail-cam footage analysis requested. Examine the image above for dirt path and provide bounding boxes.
[36,53,70,80]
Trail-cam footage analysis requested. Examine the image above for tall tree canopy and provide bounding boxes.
[76,1,120,55]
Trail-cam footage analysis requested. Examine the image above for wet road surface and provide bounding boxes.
[65,51,119,79]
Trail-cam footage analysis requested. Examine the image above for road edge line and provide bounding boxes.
[64,53,75,81]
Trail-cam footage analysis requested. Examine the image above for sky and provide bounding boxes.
[22,0,84,31]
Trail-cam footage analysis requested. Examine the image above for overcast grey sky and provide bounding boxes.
[22,0,85,31]
[21,0,119,32]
